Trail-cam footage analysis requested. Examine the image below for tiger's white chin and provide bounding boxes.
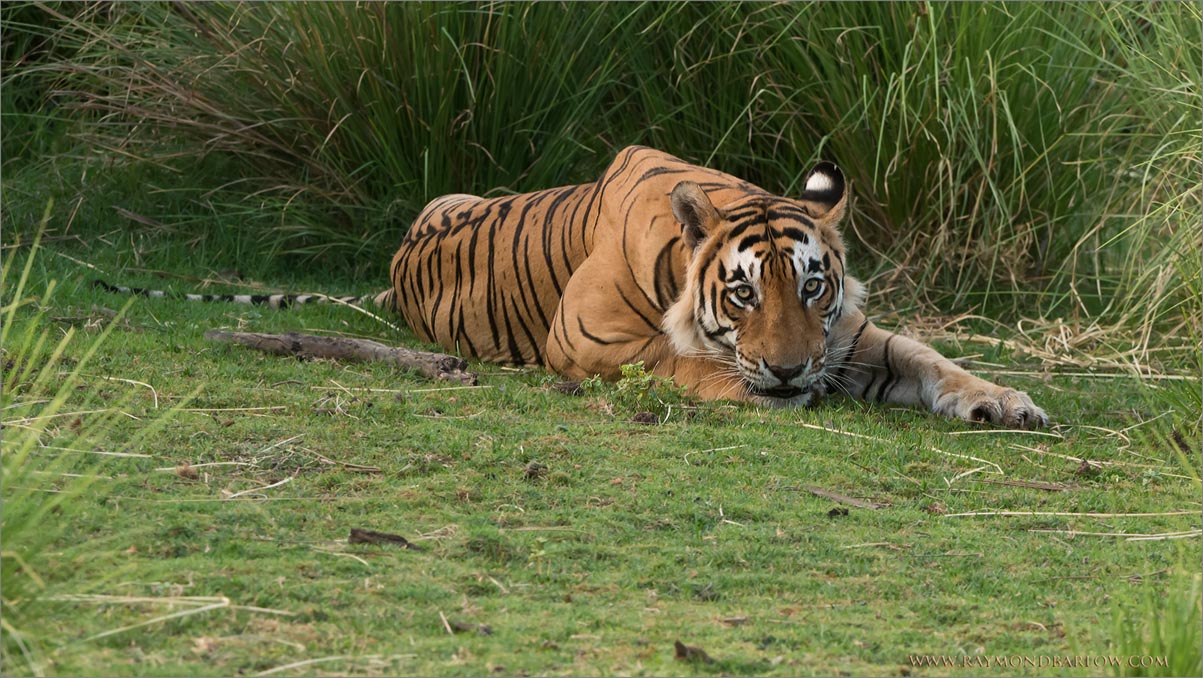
[748,386,815,409]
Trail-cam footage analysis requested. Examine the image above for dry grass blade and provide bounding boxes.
[81,598,230,642]
[805,485,883,510]
[82,374,159,408]
[1124,531,1203,542]
[977,478,1070,492]
[254,654,416,676]
[1028,529,1202,540]
[224,476,292,500]
[948,429,1064,438]
[799,422,1006,474]
[946,510,1198,518]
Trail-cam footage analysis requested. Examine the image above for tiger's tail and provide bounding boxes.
[91,279,389,311]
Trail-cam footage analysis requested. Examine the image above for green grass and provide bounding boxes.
[2,236,1199,676]
[7,1,1200,332]
[2,2,1199,674]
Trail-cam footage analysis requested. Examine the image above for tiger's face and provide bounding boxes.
[663,163,861,405]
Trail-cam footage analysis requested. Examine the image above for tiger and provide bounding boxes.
[95,146,1045,426]
[380,146,1048,428]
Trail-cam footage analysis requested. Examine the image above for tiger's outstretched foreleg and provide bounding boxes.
[825,309,1048,428]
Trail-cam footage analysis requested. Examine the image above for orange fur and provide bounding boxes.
[384,146,1048,427]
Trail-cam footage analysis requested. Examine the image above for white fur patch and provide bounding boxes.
[725,248,763,289]
[805,170,835,193]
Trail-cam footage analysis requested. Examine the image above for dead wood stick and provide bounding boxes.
[203,331,476,384]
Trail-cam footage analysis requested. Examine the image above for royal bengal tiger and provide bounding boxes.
[376,146,1047,428]
[96,145,1046,427]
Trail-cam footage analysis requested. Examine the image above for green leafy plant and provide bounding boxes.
[582,361,690,420]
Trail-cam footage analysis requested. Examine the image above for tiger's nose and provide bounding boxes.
[766,363,805,383]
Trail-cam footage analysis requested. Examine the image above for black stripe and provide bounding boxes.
[767,207,815,225]
[653,237,680,309]
[620,335,659,366]
[704,324,733,339]
[832,318,869,393]
[616,285,660,332]
[738,234,766,251]
[576,317,615,345]
[875,336,897,403]
[778,226,811,244]
[501,294,524,364]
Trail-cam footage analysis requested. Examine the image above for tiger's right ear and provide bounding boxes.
[671,181,721,249]
[798,161,846,223]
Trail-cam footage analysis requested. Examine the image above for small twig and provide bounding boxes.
[438,610,454,636]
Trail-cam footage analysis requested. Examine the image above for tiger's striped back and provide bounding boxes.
[385,185,601,365]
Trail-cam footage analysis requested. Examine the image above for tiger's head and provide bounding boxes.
[662,163,864,406]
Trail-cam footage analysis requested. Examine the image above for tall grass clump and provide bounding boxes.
[1109,568,1203,678]
[0,1,82,167]
[0,209,184,674]
[13,1,1202,357]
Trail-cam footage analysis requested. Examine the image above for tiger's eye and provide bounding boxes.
[734,285,755,301]
[802,279,821,295]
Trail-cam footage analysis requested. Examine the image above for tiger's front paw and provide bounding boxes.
[933,382,1049,429]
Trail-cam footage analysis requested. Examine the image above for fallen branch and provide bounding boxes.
[204,330,476,384]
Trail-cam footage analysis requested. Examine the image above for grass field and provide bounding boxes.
[3,229,1199,676]
[2,1,1201,676]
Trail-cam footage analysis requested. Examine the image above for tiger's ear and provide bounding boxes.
[671,181,721,249]
[798,161,847,222]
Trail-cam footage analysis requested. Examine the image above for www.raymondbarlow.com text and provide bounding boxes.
[908,655,1169,669]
